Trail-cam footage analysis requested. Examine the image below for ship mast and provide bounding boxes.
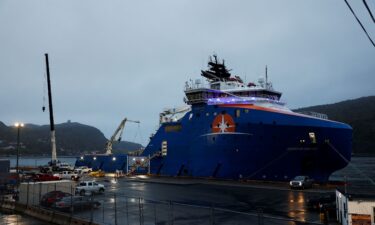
[44,53,57,164]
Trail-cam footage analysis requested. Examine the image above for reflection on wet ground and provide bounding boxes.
[0,213,50,225]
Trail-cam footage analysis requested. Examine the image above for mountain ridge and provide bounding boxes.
[0,121,143,156]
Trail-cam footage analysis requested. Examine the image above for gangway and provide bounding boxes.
[126,151,161,176]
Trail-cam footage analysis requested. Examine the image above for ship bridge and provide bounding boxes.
[184,55,284,108]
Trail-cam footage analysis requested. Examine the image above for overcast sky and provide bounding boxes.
[0,0,374,145]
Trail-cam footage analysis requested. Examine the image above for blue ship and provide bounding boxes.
[76,55,352,182]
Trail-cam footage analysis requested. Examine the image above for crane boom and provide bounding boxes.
[105,118,140,155]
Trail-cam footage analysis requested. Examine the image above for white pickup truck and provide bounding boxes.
[74,166,92,175]
[53,171,80,180]
[75,181,105,195]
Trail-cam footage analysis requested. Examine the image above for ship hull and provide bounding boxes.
[76,104,352,182]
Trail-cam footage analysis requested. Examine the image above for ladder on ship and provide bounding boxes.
[126,151,161,176]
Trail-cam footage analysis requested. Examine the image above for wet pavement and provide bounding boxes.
[66,176,331,225]
[68,157,375,225]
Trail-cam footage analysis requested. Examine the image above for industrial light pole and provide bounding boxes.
[14,122,24,174]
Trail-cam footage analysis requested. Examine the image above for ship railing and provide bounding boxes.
[297,111,329,119]
[184,79,210,91]
[207,96,285,106]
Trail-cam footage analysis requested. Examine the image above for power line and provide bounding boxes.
[344,0,375,47]
[363,0,375,23]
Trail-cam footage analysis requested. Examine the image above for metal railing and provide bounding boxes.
[12,183,326,225]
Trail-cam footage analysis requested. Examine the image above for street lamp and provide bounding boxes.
[14,122,24,174]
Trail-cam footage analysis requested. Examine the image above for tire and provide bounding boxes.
[99,188,104,194]
[80,189,85,196]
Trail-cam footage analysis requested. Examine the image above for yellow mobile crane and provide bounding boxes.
[105,118,140,155]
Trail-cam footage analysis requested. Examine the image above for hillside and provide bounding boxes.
[295,96,375,155]
[0,121,143,156]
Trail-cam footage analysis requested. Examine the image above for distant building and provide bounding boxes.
[336,186,375,225]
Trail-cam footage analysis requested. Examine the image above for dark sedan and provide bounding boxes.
[40,191,72,207]
[52,196,101,212]
[289,176,314,189]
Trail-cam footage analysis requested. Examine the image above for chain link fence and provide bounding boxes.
[14,180,324,225]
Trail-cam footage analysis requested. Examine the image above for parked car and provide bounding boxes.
[32,173,61,182]
[52,196,101,212]
[53,162,74,171]
[289,176,314,189]
[75,181,105,196]
[40,191,72,207]
[39,165,52,173]
[74,166,92,175]
[307,194,336,210]
[53,171,80,181]
[40,162,74,173]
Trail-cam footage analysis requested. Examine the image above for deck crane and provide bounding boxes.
[105,118,140,155]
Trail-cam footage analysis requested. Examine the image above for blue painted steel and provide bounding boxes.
[75,104,352,182]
